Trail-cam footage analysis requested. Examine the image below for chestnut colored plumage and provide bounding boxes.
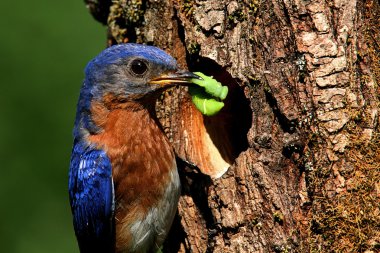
[68,44,199,253]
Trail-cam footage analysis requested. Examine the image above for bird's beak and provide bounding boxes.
[149,70,202,86]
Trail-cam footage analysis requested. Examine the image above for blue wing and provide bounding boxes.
[69,141,115,253]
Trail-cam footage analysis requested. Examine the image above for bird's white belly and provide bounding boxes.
[128,167,181,253]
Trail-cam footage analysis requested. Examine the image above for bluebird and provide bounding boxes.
[68,43,199,253]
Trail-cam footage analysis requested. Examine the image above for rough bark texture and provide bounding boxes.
[84,0,380,252]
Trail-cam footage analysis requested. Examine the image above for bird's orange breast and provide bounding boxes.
[87,100,177,251]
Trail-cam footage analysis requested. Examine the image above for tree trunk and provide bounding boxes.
[84,0,380,252]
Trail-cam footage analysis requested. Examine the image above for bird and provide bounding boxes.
[68,43,199,253]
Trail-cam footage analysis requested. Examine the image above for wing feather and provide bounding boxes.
[69,141,115,253]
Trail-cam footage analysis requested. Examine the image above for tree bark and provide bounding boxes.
[84,0,380,252]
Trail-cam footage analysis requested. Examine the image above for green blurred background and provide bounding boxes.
[0,1,105,252]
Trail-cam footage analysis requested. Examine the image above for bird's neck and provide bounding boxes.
[86,99,163,145]
[73,91,159,138]
[84,98,174,175]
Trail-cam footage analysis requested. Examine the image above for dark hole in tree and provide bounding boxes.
[188,57,252,164]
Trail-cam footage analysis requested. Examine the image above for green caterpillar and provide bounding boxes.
[189,72,228,116]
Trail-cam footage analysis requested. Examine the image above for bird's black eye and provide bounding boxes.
[130,59,148,76]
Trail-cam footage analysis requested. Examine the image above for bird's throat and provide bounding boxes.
[88,99,175,199]
[88,99,174,173]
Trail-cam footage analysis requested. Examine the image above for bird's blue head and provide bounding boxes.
[74,43,198,138]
